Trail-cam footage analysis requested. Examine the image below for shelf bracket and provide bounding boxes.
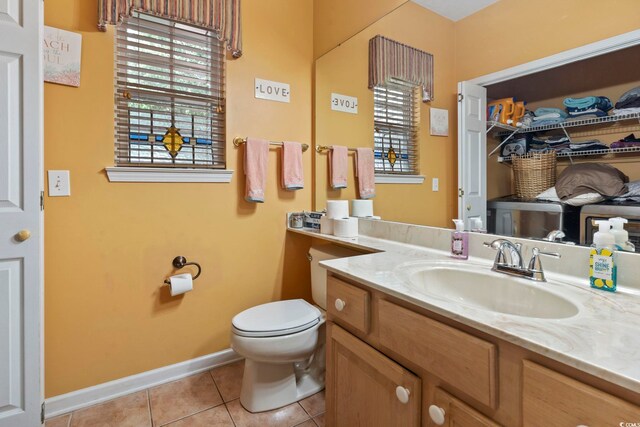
[559,123,572,143]
[488,129,519,158]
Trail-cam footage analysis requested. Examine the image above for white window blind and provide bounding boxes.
[373,84,420,174]
[115,12,225,168]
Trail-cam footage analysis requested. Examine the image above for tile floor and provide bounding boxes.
[45,360,325,427]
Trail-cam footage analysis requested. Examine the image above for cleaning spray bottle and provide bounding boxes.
[589,220,617,292]
[609,217,636,253]
[451,219,468,260]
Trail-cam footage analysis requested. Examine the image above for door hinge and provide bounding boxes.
[41,402,45,423]
[40,191,44,211]
[458,188,464,197]
[457,93,464,102]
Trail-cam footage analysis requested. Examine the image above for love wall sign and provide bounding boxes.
[255,78,290,103]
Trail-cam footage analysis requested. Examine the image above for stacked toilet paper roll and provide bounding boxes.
[351,199,374,217]
[320,216,334,235]
[333,217,358,238]
[326,200,349,219]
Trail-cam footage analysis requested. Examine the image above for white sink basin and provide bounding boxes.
[399,261,579,319]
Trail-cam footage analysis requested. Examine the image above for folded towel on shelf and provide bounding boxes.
[615,86,640,109]
[529,118,566,127]
[569,140,609,152]
[534,107,568,118]
[244,138,269,203]
[329,145,348,189]
[611,134,640,148]
[281,141,304,190]
[355,148,375,199]
[563,96,612,112]
[613,107,640,116]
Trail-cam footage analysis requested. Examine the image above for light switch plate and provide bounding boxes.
[432,178,439,192]
[48,170,71,197]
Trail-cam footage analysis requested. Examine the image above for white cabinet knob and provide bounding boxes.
[428,405,446,425]
[395,386,410,404]
[334,298,346,312]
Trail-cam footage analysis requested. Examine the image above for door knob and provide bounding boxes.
[395,386,410,404]
[334,298,346,312]
[428,405,446,425]
[16,229,31,242]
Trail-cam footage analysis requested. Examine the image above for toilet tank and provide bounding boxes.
[309,244,362,310]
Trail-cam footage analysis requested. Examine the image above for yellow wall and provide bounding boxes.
[44,0,313,397]
[313,0,407,59]
[314,2,458,227]
[455,0,640,81]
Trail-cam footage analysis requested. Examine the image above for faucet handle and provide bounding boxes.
[528,248,561,281]
[531,247,561,259]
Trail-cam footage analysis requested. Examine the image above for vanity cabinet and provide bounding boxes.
[325,273,640,426]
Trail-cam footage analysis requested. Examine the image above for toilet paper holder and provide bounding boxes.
[163,256,202,285]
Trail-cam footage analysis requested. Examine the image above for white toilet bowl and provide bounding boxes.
[230,299,326,413]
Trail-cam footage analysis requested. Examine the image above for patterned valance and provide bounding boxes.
[368,35,434,102]
[98,0,242,58]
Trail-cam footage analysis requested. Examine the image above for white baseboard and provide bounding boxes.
[45,348,242,419]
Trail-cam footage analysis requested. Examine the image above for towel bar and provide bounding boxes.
[233,137,309,152]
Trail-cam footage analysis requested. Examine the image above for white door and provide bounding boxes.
[0,1,44,426]
[457,81,487,230]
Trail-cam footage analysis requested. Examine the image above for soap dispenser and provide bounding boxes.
[609,217,636,252]
[589,220,617,292]
[451,219,468,260]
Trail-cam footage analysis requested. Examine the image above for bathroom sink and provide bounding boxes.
[399,261,579,319]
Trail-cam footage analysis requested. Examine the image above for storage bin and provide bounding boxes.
[511,151,557,199]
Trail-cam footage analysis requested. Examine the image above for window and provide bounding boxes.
[115,12,225,169]
[373,83,420,174]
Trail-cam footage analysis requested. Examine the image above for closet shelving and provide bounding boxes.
[487,112,640,163]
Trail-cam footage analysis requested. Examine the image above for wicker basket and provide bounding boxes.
[511,151,557,199]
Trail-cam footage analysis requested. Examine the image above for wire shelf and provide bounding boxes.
[498,145,640,163]
[492,112,640,136]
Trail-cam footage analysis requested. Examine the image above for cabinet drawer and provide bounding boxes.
[427,387,500,427]
[327,276,370,334]
[378,299,497,408]
[523,360,640,427]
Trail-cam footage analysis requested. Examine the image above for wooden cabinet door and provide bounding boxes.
[427,388,501,427]
[326,323,421,427]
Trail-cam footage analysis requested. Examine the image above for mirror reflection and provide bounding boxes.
[314,1,640,253]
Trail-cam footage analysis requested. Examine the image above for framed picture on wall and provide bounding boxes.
[430,107,449,136]
[44,26,82,87]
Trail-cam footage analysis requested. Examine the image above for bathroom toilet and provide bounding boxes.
[230,244,360,413]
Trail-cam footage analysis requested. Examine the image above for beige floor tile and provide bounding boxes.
[45,414,71,427]
[164,406,234,427]
[209,360,244,402]
[313,413,325,427]
[299,391,325,417]
[70,391,151,427]
[293,420,316,427]
[149,372,223,426]
[226,399,309,427]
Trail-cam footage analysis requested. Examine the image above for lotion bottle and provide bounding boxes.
[451,219,468,260]
[590,220,617,292]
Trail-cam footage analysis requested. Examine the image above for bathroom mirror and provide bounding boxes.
[313,0,458,228]
[313,2,640,252]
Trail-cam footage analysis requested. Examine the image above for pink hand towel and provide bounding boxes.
[281,141,304,190]
[355,148,375,199]
[244,138,269,203]
[329,146,348,189]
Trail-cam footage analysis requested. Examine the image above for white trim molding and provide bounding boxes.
[45,349,241,419]
[105,167,234,183]
[375,174,425,184]
[470,29,640,86]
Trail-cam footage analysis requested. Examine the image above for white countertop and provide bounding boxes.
[288,225,640,394]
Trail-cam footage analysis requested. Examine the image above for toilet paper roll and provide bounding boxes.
[326,200,349,219]
[320,216,334,235]
[333,217,358,238]
[169,273,193,296]
[351,199,374,217]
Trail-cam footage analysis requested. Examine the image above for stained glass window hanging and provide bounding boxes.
[373,83,420,174]
[114,12,225,168]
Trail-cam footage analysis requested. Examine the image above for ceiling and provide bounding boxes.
[411,0,500,21]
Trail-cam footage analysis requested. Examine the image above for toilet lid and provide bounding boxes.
[232,299,322,338]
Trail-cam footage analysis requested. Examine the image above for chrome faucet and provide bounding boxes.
[484,238,561,282]
[543,230,565,242]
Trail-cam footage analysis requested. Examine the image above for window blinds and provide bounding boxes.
[373,84,420,174]
[115,12,225,168]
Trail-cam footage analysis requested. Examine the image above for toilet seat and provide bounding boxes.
[232,299,321,338]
